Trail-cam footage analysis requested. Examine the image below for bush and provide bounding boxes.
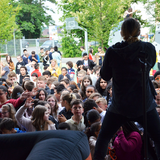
[61,36,81,57]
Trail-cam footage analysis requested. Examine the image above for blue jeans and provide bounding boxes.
[93,108,160,160]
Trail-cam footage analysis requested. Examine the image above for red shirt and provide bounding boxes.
[89,53,93,60]
[0,98,24,108]
[31,69,41,77]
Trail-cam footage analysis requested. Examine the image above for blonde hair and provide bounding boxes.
[95,97,107,105]
[89,92,102,99]
[61,92,76,105]
[2,103,17,126]
[31,105,53,131]
[51,59,58,69]
[2,61,9,67]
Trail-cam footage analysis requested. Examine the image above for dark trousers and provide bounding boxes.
[93,108,160,160]
[158,62,160,71]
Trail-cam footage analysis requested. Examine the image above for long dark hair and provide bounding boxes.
[122,121,141,137]
[106,82,112,105]
[6,55,13,63]
[95,77,108,96]
[36,89,48,101]
[85,122,101,140]
[81,75,92,98]
[121,18,140,44]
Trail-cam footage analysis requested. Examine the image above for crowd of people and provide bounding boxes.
[0,18,160,160]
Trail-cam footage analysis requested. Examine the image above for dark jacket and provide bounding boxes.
[100,41,157,118]
[59,108,73,120]
[16,61,25,74]
[19,74,26,86]
[58,74,71,82]
[82,59,96,70]
[45,85,51,95]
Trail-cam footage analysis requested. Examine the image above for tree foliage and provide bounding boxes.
[11,0,56,39]
[61,35,81,57]
[0,0,20,43]
[142,0,160,22]
[59,0,142,48]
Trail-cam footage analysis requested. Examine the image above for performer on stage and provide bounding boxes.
[93,18,160,160]
[123,7,137,19]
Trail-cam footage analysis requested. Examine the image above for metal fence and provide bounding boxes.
[0,38,50,56]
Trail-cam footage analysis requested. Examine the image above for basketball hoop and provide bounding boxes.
[66,17,78,31]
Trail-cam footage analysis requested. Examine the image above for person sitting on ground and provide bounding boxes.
[89,93,102,101]
[65,99,85,131]
[83,85,96,102]
[81,75,92,99]
[47,95,59,121]
[43,50,50,67]
[0,61,10,80]
[83,99,106,124]
[19,66,28,86]
[95,77,108,98]
[0,118,25,134]
[1,103,18,127]
[28,51,40,63]
[60,79,70,89]
[86,110,101,127]
[85,122,101,159]
[106,82,112,106]
[47,59,61,78]
[31,72,38,85]
[58,122,70,130]
[16,55,25,76]
[36,89,48,101]
[58,92,76,123]
[37,76,51,95]
[36,100,58,129]
[66,61,75,81]
[31,63,41,77]
[42,70,51,80]
[7,72,19,89]
[77,70,87,88]
[7,72,19,96]
[67,85,77,93]
[0,85,35,109]
[58,67,71,82]
[22,49,29,65]
[95,97,108,111]
[113,121,142,160]
[54,84,65,109]
[6,55,15,72]
[11,86,24,100]
[15,97,56,132]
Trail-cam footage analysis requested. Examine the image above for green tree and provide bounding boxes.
[59,0,142,48]
[0,0,20,43]
[11,0,56,38]
[61,35,81,57]
[141,0,160,22]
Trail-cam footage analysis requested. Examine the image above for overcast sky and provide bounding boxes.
[45,1,63,26]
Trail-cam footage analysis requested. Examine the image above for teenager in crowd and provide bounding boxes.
[6,55,15,72]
